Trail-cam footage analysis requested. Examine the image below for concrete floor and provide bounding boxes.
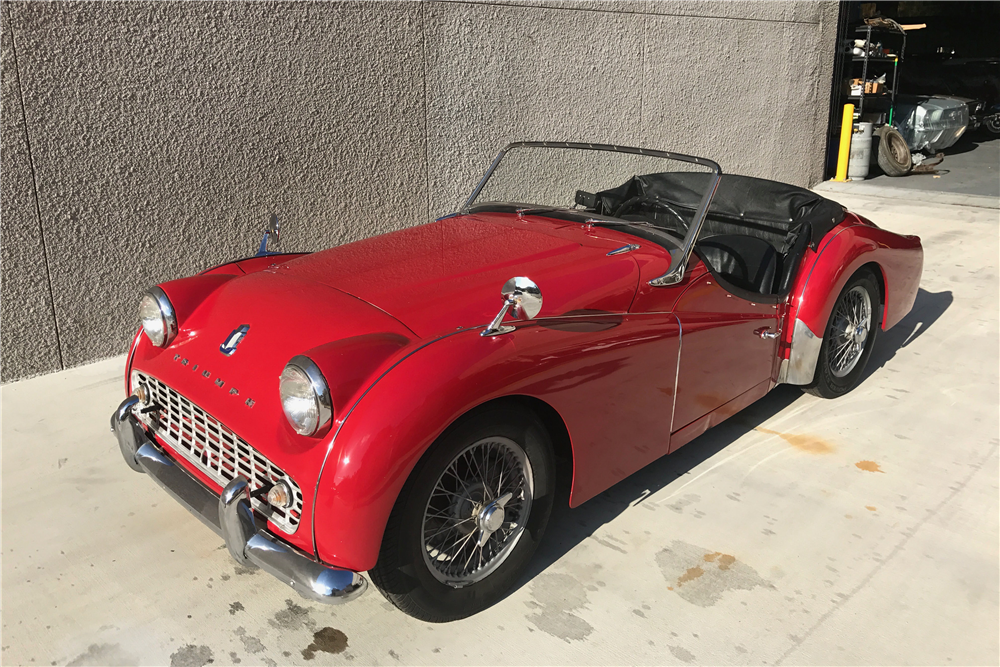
[2,190,998,666]
[864,129,999,198]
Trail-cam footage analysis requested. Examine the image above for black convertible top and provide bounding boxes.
[595,172,846,248]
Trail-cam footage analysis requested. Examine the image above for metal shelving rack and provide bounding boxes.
[849,23,907,126]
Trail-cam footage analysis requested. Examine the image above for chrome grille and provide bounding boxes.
[132,371,303,534]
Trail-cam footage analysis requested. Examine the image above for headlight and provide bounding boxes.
[139,286,177,348]
[279,355,332,436]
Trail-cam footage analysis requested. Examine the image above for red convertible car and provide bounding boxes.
[112,142,922,621]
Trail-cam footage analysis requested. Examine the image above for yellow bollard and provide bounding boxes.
[833,104,855,182]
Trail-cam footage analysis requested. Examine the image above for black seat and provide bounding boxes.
[696,235,778,295]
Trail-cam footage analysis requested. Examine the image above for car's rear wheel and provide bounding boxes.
[805,269,882,398]
[369,405,554,622]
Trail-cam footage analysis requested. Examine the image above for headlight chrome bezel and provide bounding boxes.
[140,286,178,348]
[279,355,333,437]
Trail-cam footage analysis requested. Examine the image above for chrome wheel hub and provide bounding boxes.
[829,285,872,378]
[421,437,533,587]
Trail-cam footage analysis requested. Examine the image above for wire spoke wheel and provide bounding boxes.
[421,436,533,587]
[828,285,872,378]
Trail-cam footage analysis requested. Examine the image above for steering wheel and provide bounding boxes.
[612,195,688,230]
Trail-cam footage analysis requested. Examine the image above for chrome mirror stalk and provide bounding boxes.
[482,277,543,337]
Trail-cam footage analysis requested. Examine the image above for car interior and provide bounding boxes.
[579,172,847,301]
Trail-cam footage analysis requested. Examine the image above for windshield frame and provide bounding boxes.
[461,142,723,287]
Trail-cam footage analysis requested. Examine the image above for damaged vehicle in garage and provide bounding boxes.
[112,142,923,621]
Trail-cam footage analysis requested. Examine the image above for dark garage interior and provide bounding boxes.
[826,0,1000,195]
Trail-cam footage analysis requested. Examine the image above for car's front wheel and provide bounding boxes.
[806,269,882,398]
[369,404,554,622]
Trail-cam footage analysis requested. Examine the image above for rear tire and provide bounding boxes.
[805,270,882,399]
[369,405,554,622]
[876,126,912,177]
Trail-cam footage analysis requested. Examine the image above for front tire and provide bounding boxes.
[369,405,555,622]
[805,270,882,398]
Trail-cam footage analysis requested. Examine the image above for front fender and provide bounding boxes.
[781,217,922,385]
[312,313,680,571]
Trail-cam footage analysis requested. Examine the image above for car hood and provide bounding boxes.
[277,213,641,338]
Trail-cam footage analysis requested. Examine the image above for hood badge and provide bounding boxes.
[220,325,250,356]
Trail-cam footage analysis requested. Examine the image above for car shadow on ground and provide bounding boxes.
[862,287,953,383]
[514,286,953,595]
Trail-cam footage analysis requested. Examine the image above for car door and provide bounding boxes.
[629,256,780,448]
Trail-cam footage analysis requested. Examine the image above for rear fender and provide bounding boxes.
[780,218,922,385]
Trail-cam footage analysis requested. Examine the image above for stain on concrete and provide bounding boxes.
[168,644,214,667]
[632,609,646,618]
[388,648,400,660]
[229,601,244,615]
[865,505,877,511]
[588,535,628,554]
[66,643,137,666]
[525,573,594,642]
[756,426,835,454]
[234,564,258,576]
[656,541,773,607]
[669,645,696,663]
[856,460,885,473]
[234,627,265,654]
[228,652,241,665]
[666,494,700,514]
[677,566,704,585]
[57,458,68,468]
[302,627,348,660]
[270,598,315,630]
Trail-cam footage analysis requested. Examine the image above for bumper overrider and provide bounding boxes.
[111,395,367,604]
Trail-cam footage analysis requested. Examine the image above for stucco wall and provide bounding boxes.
[0,0,838,382]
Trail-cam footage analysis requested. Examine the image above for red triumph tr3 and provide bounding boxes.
[112,142,923,621]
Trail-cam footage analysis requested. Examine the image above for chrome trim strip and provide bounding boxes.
[607,243,640,256]
[669,314,683,434]
[783,318,824,385]
[112,411,367,604]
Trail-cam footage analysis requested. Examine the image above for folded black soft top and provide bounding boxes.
[596,172,846,247]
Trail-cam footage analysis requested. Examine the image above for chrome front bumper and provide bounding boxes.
[111,396,367,604]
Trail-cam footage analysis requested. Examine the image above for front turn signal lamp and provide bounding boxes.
[279,355,332,436]
[139,286,178,348]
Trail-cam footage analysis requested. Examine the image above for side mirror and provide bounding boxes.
[481,277,543,337]
[256,213,281,256]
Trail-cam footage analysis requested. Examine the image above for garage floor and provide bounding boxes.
[2,190,998,666]
[864,130,1000,198]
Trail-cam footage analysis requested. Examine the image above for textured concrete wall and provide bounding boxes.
[0,0,838,382]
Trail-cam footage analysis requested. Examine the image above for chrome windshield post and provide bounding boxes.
[648,168,722,287]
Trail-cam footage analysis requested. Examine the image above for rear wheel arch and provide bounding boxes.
[859,261,887,327]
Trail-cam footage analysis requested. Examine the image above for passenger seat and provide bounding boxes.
[696,235,778,295]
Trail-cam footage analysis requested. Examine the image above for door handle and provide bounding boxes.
[754,327,780,340]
